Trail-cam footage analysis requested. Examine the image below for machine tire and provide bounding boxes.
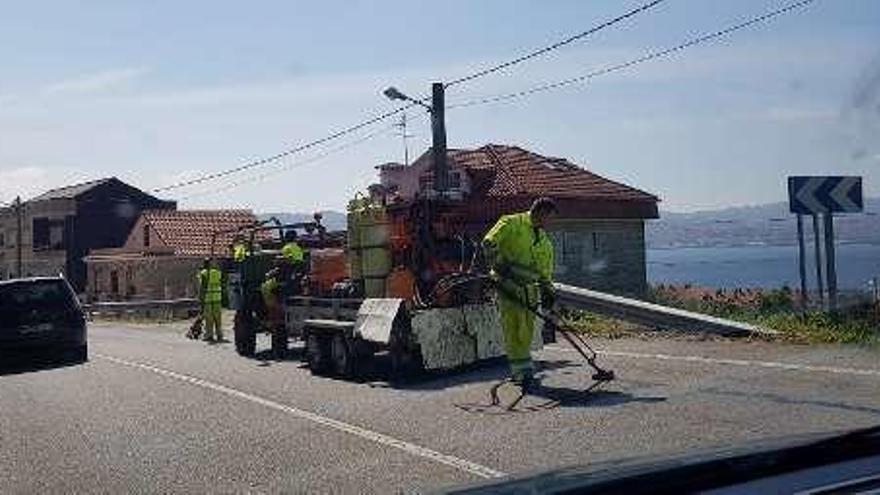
[271,326,288,359]
[234,311,256,357]
[330,333,355,377]
[306,333,332,375]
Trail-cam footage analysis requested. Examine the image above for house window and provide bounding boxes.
[449,171,462,189]
[32,218,50,250]
[420,171,462,191]
[49,223,64,250]
[110,270,119,295]
[0,232,4,247]
[143,224,150,247]
[32,218,65,251]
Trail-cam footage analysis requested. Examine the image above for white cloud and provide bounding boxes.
[44,67,149,95]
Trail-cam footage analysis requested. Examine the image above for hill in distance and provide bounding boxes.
[258,211,347,232]
[648,197,880,249]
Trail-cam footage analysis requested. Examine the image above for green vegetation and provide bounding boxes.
[562,310,640,339]
[648,285,879,344]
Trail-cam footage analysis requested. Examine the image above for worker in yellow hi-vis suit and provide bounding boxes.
[482,198,557,388]
[232,234,249,262]
[197,258,224,342]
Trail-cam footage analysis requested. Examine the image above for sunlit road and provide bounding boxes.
[2,322,879,493]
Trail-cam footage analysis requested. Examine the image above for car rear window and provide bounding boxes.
[0,280,80,330]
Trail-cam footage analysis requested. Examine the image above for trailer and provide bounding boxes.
[284,295,544,377]
[220,200,545,379]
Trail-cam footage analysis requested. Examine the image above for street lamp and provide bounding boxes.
[382,84,448,194]
[383,87,431,110]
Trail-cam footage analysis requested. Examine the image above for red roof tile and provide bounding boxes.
[143,209,258,256]
[448,144,658,203]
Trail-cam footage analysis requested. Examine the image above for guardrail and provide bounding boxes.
[83,285,776,336]
[554,283,776,337]
[83,298,200,320]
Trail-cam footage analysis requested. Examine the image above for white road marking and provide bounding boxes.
[544,346,880,377]
[95,353,505,479]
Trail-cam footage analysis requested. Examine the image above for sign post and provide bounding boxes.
[812,214,823,303]
[823,213,838,310]
[787,176,863,312]
[796,214,807,310]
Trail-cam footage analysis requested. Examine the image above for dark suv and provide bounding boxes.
[0,277,88,364]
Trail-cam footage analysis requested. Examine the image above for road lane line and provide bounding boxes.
[544,346,880,377]
[95,353,505,479]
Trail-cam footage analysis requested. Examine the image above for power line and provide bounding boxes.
[150,1,664,194]
[445,0,667,88]
[179,123,399,201]
[152,102,418,194]
[448,0,818,109]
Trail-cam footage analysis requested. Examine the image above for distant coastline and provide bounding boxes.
[647,197,879,250]
[648,240,880,250]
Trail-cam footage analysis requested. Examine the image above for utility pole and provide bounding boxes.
[382,82,448,194]
[14,196,22,278]
[430,82,448,196]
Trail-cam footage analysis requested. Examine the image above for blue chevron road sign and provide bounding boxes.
[788,176,863,214]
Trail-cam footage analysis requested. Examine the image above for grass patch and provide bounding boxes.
[755,311,879,345]
[562,310,640,339]
[647,285,880,345]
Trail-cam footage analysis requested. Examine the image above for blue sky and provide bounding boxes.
[1,0,878,213]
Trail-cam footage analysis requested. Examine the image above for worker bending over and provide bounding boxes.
[482,198,558,389]
[197,258,224,343]
[262,229,306,328]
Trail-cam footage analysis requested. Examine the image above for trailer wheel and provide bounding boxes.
[234,311,256,357]
[306,333,331,375]
[271,326,288,359]
[390,343,423,379]
[330,334,355,377]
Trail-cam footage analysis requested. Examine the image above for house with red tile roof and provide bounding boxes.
[377,144,660,295]
[84,210,258,301]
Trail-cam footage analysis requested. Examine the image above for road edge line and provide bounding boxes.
[544,346,880,377]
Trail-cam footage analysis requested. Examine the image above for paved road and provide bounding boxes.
[1,322,879,493]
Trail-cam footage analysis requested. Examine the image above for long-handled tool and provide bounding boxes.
[488,275,615,383]
[535,309,615,383]
[438,272,615,412]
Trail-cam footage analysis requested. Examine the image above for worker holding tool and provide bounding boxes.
[482,197,558,389]
[197,258,225,343]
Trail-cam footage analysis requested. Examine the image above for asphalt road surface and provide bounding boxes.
[1,321,879,493]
